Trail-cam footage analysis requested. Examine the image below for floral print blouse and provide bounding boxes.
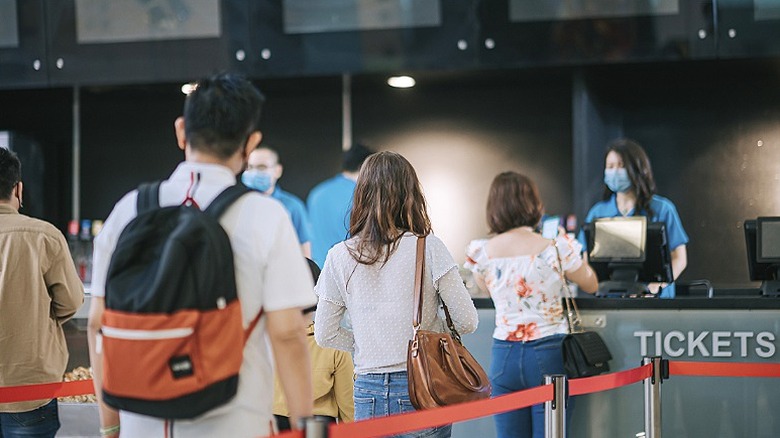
[465,234,584,342]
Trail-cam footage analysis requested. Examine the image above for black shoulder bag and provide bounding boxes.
[555,245,613,378]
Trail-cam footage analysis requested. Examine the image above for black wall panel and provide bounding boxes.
[477,0,716,68]
[77,77,343,220]
[254,76,343,200]
[0,0,48,88]
[0,88,72,229]
[718,0,780,58]
[351,69,573,259]
[250,1,478,78]
[79,85,183,219]
[45,0,252,86]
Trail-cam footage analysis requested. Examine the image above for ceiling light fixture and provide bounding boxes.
[387,76,416,89]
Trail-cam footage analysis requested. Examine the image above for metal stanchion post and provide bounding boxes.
[643,356,664,438]
[298,416,330,438]
[544,374,567,438]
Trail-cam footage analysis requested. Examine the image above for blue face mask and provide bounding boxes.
[241,170,273,193]
[604,168,631,193]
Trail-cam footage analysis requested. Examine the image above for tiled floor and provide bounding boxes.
[60,320,97,437]
[57,404,99,438]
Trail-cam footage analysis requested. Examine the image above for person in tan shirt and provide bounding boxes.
[273,259,354,431]
[0,147,84,437]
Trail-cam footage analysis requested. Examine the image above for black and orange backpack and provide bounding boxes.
[100,181,262,419]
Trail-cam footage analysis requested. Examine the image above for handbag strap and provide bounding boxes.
[554,242,583,333]
[412,236,426,330]
[412,236,463,342]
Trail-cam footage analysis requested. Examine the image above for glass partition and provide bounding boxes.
[74,0,220,44]
[283,0,440,34]
[0,0,19,48]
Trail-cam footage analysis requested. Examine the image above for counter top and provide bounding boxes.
[473,295,780,310]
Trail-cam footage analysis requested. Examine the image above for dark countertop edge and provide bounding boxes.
[472,297,780,310]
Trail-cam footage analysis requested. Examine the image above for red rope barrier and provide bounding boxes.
[6,361,780,438]
[569,364,653,396]
[669,360,780,378]
[329,385,551,438]
[0,380,95,403]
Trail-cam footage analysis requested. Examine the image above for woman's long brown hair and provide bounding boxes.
[348,151,432,265]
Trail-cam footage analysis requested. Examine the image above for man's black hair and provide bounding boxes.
[342,143,374,172]
[0,147,21,200]
[184,73,266,159]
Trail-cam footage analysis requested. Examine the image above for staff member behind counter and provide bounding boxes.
[579,138,689,298]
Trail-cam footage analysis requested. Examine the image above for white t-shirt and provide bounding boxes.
[91,161,317,437]
[314,232,479,374]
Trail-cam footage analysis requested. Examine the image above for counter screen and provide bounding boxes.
[509,0,679,22]
[75,0,220,44]
[283,0,441,34]
[0,0,19,48]
[755,0,780,21]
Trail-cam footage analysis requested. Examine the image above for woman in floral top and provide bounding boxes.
[465,172,597,438]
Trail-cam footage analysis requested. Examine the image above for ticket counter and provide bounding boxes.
[456,297,780,438]
[65,294,779,437]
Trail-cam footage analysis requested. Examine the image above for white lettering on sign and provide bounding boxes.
[663,331,685,357]
[733,332,754,357]
[757,332,776,358]
[634,330,777,358]
[712,331,731,357]
[688,331,709,356]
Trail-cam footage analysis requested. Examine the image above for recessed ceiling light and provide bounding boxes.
[181,82,198,95]
[387,76,416,88]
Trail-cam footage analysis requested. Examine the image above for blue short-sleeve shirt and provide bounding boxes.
[306,174,356,267]
[271,186,313,245]
[578,194,689,298]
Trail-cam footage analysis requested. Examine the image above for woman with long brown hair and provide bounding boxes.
[314,151,478,438]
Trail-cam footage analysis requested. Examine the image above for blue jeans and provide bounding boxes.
[354,371,452,438]
[0,399,59,438]
[490,335,573,438]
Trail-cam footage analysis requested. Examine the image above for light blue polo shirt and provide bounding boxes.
[271,186,313,245]
[306,174,356,268]
[579,194,689,298]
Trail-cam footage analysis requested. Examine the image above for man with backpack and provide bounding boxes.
[87,73,316,437]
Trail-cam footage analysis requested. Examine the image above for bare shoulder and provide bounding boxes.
[487,231,551,258]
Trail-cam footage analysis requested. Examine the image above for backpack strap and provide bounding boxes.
[136,181,162,214]
[204,184,251,219]
[207,183,256,343]
[243,308,264,344]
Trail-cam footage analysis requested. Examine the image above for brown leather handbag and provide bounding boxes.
[407,237,492,410]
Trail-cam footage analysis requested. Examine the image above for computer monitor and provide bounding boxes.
[757,217,780,263]
[582,219,673,297]
[744,218,780,296]
[589,217,646,263]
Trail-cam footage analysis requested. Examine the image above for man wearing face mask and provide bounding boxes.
[242,147,313,258]
[0,147,84,437]
[578,138,688,298]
